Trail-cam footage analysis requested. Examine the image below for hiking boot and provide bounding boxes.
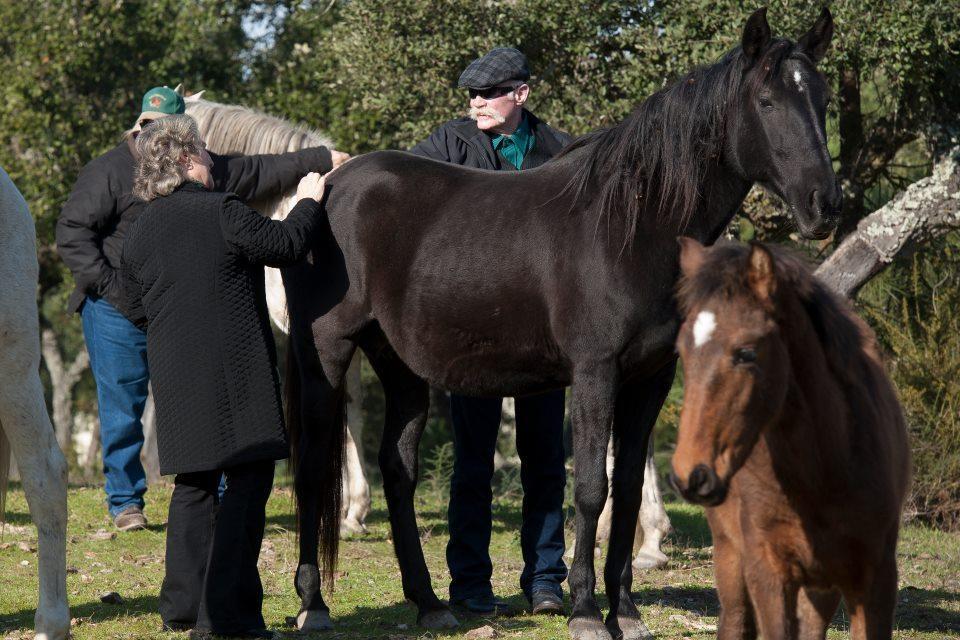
[189,629,276,639]
[530,589,565,615]
[451,595,516,616]
[113,506,147,531]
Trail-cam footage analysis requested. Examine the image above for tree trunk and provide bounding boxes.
[836,63,865,240]
[816,147,960,298]
[40,329,90,457]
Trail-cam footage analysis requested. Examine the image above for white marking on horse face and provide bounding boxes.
[693,311,717,347]
[793,70,804,93]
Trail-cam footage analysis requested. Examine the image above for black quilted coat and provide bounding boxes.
[120,182,322,475]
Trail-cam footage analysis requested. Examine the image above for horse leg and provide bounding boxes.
[604,364,674,640]
[712,526,757,640]
[796,587,840,640]
[743,554,800,640]
[568,364,618,640]
[846,546,897,640]
[363,342,458,630]
[632,443,670,571]
[0,352,69,640]
[293,336,355,632]
[339,353,370,536]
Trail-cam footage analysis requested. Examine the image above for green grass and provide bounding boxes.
[1,483,959,639]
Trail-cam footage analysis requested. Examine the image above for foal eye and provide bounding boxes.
[732,347,758,365]
[759,97,774,109]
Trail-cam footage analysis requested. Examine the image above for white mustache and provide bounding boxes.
[469,107,506,124]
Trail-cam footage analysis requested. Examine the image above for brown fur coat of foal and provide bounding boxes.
[670,239,910,640]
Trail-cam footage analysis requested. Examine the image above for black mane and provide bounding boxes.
[558,39,796,249]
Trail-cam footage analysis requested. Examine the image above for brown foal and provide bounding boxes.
[670,239,910,640]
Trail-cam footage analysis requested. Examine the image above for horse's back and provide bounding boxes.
[0,167,40,322]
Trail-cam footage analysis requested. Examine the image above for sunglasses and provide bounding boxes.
[468,85,519,100]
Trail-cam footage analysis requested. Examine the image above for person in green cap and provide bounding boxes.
[55,85,346,534]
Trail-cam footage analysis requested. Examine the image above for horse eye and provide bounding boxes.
[759,96,774,109]
[733,347,757,365]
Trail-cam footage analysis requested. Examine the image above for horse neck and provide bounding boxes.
[679,160,753,245]
[762,300,856,500]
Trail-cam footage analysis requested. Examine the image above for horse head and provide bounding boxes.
[669,238,793,506]
[726,8,841,239]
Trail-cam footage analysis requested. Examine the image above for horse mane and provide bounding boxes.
[677,241,881,396]
[185,98,333,156]
[558,39,795,248]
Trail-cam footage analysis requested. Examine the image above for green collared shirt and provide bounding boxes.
[492,114,535,170]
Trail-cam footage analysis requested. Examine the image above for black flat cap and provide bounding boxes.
[457,47,530,89]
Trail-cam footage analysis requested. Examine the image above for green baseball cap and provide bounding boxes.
[134,86,186,130]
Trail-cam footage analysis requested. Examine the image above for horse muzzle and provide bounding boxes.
[796,181,842,239]
[670,463,728,507]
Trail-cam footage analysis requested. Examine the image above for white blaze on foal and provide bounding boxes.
[693,310,717,347]
[793,70,804,92]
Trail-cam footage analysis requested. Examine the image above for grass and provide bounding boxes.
[1,482,959,639]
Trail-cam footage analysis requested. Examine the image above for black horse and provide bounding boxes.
[284,8,841,640]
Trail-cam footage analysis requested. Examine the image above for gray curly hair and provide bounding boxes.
[133,114,205,201]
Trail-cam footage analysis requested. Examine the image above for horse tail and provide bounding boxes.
[0,424,10,525]
[285,329,346,588]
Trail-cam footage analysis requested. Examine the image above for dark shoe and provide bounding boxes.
[451,595,515,616]
[531,589,565,615]
[113,506,147,531]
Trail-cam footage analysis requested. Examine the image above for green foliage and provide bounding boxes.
[859,236,960,530]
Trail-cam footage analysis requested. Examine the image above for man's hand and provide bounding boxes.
[296,172,326,202]
[330,150,351,169]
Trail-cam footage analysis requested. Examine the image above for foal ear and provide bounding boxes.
[742,8,772,62]
[747,242,777,302]
[678,236,707,277]
[798,7,834,64]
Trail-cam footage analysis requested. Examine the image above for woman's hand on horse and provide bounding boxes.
[297,172,326,203]
[331,150,351,169]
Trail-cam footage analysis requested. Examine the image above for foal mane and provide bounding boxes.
[186,98,333,156]
[558,39,796,248]
[678,242,880,395]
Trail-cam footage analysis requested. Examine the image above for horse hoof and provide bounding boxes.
[618,616,654,640]
[419,608,460,629]
[569,617,614,640]
[339,517,367,537]
[632,549,668,570]
[297,608,333,632]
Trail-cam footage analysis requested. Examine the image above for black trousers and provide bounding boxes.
[159,459,275,633]
[446,390,568,602]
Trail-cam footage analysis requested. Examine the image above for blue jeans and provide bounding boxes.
[82,296,150,517]
[447,390,568,602]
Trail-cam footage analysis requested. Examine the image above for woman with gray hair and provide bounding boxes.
[121,114,326,639]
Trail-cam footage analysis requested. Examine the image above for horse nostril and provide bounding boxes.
[687,464,716,497]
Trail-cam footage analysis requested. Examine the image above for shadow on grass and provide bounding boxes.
[294,598,543,639]
[663,502,712,549]
[631,584,960,634]
[0,594,162,635]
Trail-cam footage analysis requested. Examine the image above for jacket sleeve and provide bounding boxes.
[219,194,323,267]
[210,147,333,202]
[119,239,147,331]
[409,127,455,162]
[55,162,119,298]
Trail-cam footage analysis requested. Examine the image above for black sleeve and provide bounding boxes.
[210,147,333,202]
[409,127,455,162]
[55,162,119,298]
[119,237,147,331]
[219,194,323,267]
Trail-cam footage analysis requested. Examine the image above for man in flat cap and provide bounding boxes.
[411,47,570,617]
[56,85,348,533]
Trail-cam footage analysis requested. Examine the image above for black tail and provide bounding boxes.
[285,334,346,588]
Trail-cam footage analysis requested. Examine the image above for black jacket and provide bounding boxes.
[120,182,322,475]
[56,136,332,313]
[409,109,571,171]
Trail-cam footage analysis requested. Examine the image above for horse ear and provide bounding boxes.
[742,8,772,62]
[747,242,777,302]
[183,90,206,103]
[173,83,184,96]
[678,236,707,278]
[797,7,834,64]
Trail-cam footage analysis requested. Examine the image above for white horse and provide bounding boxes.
[184,94,671,562]
[0,166,70,640]
[184,94,372,535]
